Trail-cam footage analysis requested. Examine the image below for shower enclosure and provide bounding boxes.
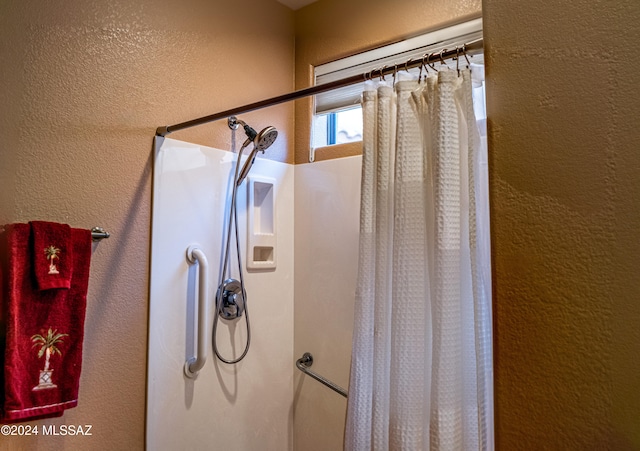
[147,136,360,450]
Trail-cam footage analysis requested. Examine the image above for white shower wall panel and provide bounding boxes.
[293,155,362,451]
[147,137,295,451]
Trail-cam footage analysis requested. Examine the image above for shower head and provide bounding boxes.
[254,125,278,152]
[228,116,278,151]
[236,126,278,186]
[228,116,278,186]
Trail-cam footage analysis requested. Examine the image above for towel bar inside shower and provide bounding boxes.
[295,352,348,398]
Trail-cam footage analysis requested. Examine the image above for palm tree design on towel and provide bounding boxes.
[44,245,61,274]
[31,328,68,391]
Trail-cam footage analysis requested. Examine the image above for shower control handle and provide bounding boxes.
[217,278,245,320]
[221,292,244,319]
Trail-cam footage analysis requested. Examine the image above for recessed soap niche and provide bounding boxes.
[247,176,276,270]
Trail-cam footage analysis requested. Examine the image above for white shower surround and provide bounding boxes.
[147,137,360,450]
[147,137,295,450]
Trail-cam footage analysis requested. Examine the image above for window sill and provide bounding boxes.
[310,141,362,163]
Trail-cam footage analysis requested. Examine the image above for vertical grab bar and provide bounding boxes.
[185,246,209,378]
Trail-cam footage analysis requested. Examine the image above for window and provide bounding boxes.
[310,18,484,161]
[312,108,363,147]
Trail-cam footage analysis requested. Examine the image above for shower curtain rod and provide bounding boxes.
[155,38,484,137]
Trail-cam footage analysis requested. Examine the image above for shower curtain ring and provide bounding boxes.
[421,53,429,79]
[462,44,471,67]
[380,65,387,81]
[366,68,373,81]
[439,49,446,66]
[426,53,437,72]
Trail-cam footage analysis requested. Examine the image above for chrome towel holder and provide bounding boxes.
[91,227,110,241]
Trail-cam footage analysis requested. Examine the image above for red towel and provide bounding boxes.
[29,221,73,291]
[0,223,92,422]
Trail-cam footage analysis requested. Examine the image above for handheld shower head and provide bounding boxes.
[254,126,278,152]
[228,117,278,186]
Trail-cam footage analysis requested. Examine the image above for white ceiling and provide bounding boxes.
[275,0,318,10]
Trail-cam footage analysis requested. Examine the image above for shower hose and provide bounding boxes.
[212,141,251,364]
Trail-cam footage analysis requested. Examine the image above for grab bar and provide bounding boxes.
[296,352,348,398]
[184,246,209,378]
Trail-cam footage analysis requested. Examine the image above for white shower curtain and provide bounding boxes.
[345,68,493,451]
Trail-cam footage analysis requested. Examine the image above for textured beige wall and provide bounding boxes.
[483,0,640,448]
[3,0,638,448]
[0,0,294,449]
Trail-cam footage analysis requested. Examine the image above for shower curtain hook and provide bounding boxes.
[392,63,398,84]
[439,49,447,66]
[462,43,471,68]
[422,54,428,82]
[380,65,387,82]
[426,53,437,73]
[456,46,460,75]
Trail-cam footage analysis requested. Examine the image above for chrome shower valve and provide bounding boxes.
[216,278,245,320]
